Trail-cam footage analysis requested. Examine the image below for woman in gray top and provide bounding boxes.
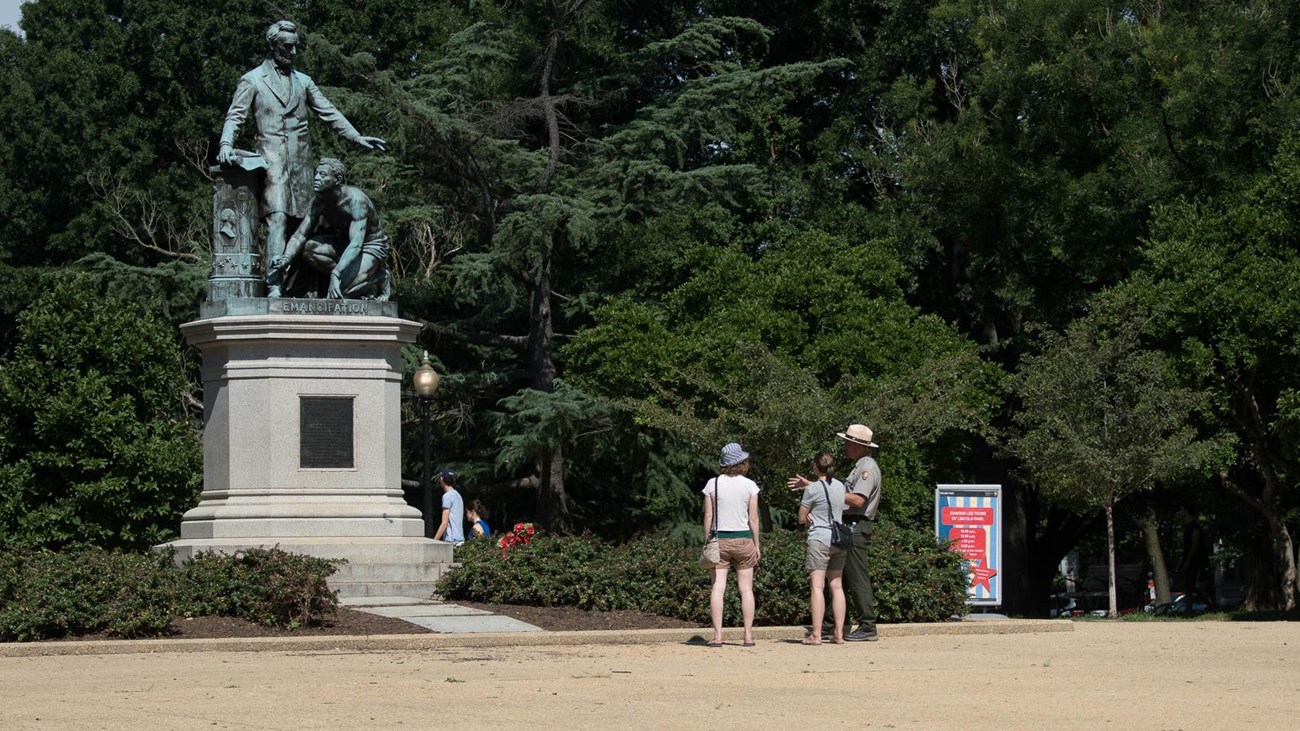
[798,452,847,644]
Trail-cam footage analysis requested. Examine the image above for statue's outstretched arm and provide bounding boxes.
[304,76,385,151]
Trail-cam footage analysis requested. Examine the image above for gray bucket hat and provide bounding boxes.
[719,442,750,468]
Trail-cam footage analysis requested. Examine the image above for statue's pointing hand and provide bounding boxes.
[356,136,387,152]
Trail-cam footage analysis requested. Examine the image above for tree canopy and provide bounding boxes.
[3,0,1300,611]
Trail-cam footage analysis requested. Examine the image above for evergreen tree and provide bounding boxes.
[334,3,843,530]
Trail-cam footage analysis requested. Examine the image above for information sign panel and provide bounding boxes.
[935,484,1002,606]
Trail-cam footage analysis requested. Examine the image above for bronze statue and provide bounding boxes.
[267,158,391,300]
[216,20,385,285]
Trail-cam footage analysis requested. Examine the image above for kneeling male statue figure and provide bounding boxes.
[267,158,391,300]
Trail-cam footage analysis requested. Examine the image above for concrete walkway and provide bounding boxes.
[339,595,544,633]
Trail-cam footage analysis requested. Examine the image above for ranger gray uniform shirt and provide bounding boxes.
[843,455,881,519]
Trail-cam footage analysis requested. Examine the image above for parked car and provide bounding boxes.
[1145,592,1209,615]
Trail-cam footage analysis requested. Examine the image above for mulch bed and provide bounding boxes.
[40,603,701,642]
[457,601,702,632]
[52,608,431,642]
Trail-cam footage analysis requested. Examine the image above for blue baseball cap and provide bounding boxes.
[439,468,457,485]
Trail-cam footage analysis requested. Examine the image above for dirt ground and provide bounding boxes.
[2,621,1296,729]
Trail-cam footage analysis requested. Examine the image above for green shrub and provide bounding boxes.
[176,548,341,628]
[870,524,970,622]
[439,524,968,625]
[0,546,180,640]
[0,546,341,641]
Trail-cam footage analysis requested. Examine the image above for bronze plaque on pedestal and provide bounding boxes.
[300,396,355,469]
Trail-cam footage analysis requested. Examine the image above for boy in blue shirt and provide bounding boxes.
[434,468,465,543]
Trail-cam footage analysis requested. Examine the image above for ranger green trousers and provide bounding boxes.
[844,521,877,632]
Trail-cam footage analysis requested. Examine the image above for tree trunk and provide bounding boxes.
[1105,502,1118,618]
[1294,535,1300,606]
[534,449,571,534]
[1000,476,1035,615]
[1243,528,1281,611]
[1268,515,1298,611]
[527,248,570,532]
[1232,388,1299,610]
[521,4,578,534]
[1220,469,1297,610]
[1142,506,1171,606]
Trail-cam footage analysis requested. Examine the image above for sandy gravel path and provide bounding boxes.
[2,621,1296,729]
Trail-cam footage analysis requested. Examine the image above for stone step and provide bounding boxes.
[332,580,441,600]
[339,596,436,607]
[331,562,449,583]
[159,536,455,564]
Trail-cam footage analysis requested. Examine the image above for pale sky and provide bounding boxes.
[1,0,27,33]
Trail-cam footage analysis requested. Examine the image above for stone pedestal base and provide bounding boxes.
[156,312,453,599]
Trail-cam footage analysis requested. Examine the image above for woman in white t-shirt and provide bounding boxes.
[798,451,847,644]
[702,442,761,647]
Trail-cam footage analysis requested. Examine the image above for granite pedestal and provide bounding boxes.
[157,308,453,598]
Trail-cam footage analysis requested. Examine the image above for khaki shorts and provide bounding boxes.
[805,540,848,572]
[717,538,759,570]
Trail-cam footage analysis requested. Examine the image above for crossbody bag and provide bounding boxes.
[699,478,721,568]
[820,480,853,549]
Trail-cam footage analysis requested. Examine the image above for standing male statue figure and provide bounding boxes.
[217,20,386,297]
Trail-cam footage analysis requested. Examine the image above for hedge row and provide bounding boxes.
[438,525,969,625]
[0,546,340,641]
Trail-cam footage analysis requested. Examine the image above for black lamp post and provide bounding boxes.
[412,351,441,539]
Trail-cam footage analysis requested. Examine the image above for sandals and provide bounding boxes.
[801,636,822,645]
[706,640,724,648]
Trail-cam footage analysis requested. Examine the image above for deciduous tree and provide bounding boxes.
[0,275,202,550]
[1007,293,1220,615]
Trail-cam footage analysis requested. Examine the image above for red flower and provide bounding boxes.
[497,522,538,558]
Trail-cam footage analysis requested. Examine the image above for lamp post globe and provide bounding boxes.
[413,352,440,398]
[413,352,440,538]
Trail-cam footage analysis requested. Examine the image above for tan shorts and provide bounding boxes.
[805,540,848,572]
[717,538,759,570]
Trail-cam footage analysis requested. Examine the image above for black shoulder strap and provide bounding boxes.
[819,480,834,524]
[711,477,720,535]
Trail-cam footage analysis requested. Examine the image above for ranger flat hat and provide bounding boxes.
[837,424,879,448]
